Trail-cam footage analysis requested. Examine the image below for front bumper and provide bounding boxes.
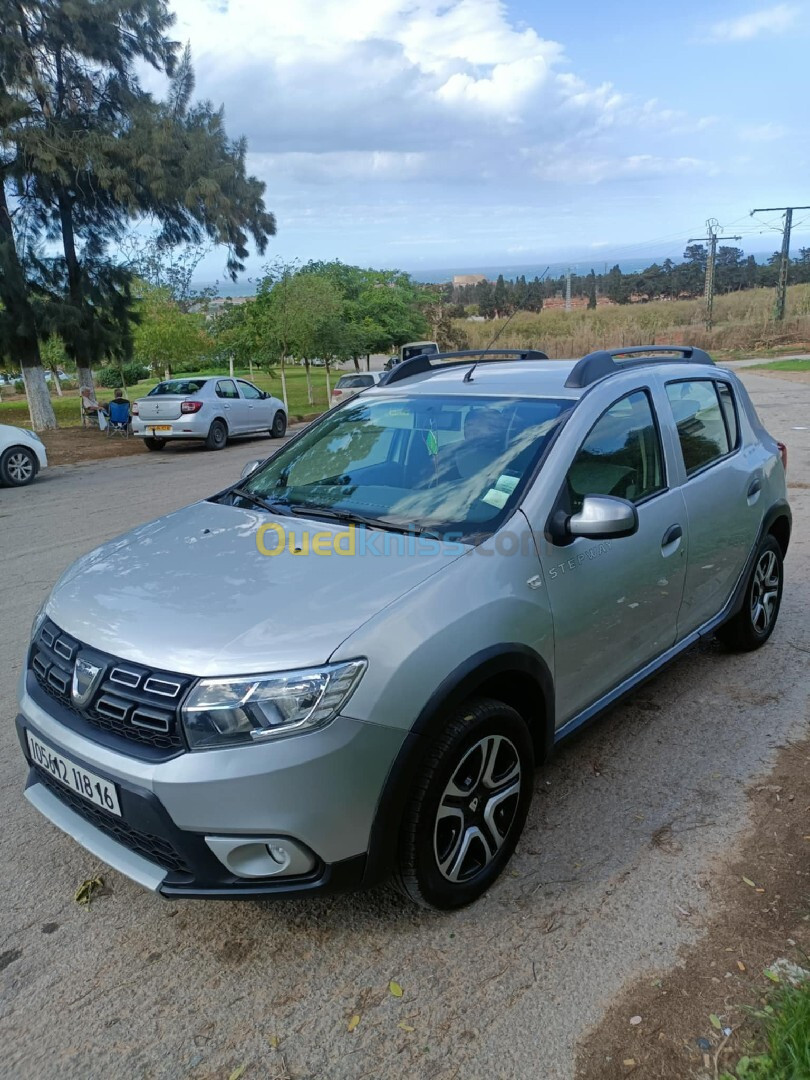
[17,685,405,898]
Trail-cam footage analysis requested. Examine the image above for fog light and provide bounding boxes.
[205,836,316,878]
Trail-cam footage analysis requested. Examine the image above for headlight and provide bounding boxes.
[31,602,48,641]
[181,660,366,749]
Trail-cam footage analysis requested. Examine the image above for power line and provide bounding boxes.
[751,204,810,320]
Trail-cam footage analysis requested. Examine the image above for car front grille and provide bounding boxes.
[35,767,190,875]
[30,620,189,752]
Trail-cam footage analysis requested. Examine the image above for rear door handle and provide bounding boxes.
[662,524,682,547]
[747,477,762,498]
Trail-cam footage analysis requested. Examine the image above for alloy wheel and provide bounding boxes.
[751,549,780,634]
[433,735,522,883]
[8,451,34,484]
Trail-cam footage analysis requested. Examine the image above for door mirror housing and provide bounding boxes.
[567,495,638,540]
[240,459,263,480]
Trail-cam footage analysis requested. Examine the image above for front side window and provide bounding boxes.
[216,379,239,400]
[666,380,732,475]
[238,380,263,400]
[235,394,573,538]
[566,390,665,514]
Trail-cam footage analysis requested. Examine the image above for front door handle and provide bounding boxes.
[662,524,682,547]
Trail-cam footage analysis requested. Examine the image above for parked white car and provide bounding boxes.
[131,376,287,451]
[0,423,48,486]
[329,371,383,408]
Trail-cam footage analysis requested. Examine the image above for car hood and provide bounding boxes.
[45,500,466,676]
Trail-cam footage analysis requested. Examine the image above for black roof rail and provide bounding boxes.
[565,345,714,389]
[379,348,549,386]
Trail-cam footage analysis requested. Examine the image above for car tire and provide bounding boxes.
[143,438,166,451]
[205,419,228,451]
[717,535,784,652]
[394,697,534,910]
[0,445,38,486]
[270,411,287,439]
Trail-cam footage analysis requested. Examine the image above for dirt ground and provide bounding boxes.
[576,734,810,1079]
[40,428,150,466]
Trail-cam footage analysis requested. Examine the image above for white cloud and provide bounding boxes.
[739,121,788,141]
[709,3,799,41]
[531,153,714,185]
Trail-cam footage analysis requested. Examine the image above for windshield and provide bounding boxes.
[237,393,572,539]
[148,379,208,396]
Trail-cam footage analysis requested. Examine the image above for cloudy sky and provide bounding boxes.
[163,0,809,279]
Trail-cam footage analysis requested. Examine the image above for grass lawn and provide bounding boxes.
[0,363,347,429]
[750,359,810,373]
[722,983,810,1079]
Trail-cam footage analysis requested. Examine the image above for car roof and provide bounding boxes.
[372,359,583,400]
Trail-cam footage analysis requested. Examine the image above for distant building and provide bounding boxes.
[453,274,487,286]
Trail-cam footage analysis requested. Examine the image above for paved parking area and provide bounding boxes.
[1,375,808,1079]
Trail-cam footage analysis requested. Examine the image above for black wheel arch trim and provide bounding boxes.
[361,644,554,887]
[722,499,790,622]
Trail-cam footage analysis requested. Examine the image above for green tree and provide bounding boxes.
[1,4,274,429]
[586,269,597,309]
[132,285,212,379]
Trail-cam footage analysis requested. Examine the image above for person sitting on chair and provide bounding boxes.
[80,386,103,416]
[107,388,129,410]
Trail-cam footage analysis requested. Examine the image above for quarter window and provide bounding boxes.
[666,380,732,475]
[716,382,739,449]
[216,379,239,400]
[567,391,665,514]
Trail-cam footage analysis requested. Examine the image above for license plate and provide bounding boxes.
[26,731,121,817]
[149,425,172,432]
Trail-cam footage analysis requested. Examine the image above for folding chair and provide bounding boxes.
[107,399,131,437]
[81,396,100,428]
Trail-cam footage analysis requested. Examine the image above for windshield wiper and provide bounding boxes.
[285,505,423,535]
[228,488,295,515]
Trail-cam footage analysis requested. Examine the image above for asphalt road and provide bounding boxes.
[1,374,808,1080]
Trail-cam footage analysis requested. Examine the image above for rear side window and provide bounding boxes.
[216,379,239,399]
[567,390,665,513]
[337,375,374,389]
[666,380,733,475]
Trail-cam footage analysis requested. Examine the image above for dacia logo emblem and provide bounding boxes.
[72,655,103,707]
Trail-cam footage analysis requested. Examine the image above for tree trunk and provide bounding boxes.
[49,366,64,396]
[304,360,313,406]
[279,358,289,412]
[57,191,98,398]
[229,354,234,378]
[20,364,57,431]
[76,364,95,393]
[366,353,371,372]
[352,354,360,372]
[0,182,57,429]
[325,364,331,401]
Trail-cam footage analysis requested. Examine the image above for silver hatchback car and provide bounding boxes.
[18,347,790,909]
[131,376,287,451]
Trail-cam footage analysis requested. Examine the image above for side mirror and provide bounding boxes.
[567,495,638,540]
[240,459,263,480]
[260,391,268,399]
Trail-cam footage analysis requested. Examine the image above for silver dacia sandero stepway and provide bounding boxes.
[18,346,790,909]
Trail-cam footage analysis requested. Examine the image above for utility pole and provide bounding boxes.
[564,268,572,312]
[688,218,741,330]
[751,204,810,320]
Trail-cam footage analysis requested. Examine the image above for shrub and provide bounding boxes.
[95,363,149,388]
[14,379,25,394]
